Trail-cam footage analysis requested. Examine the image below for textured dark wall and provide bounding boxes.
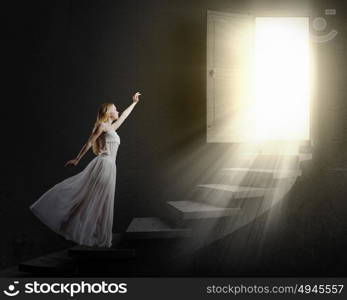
[2,0,347,274]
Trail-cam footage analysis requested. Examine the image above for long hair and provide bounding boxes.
[91,102,114,155]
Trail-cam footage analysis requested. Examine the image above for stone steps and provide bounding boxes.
[191,184,268,208]
[196,184,270,197]
[221,167,302,179]
[125,217,191,240]
[214,170,292,188]
[239,152,312,164]
[18,249,76,275]
[166,200,240,222]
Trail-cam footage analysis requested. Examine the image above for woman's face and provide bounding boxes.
[109,104,119,120]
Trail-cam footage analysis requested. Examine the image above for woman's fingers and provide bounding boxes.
[132,92,141,102]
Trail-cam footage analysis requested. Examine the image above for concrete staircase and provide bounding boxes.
[120,150,312,258]
[3,148,312,277]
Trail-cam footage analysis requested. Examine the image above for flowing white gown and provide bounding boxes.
[30,128,120,248]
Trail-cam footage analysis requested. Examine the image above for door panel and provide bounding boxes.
[207,10,254,143]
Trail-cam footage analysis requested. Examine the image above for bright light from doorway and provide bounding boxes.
[254,17,310,141]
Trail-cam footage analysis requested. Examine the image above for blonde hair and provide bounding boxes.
[92,102,114,155]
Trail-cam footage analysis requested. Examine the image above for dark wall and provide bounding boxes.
[2,0,347,273]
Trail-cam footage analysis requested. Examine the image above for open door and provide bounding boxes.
[207,11,311,148]
[207,10,255,143]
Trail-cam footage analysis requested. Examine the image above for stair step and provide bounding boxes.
[126,217,191,240]
[299,153,312,161]
[0,265,29,277]
[239,153,311,164]
[18,249,75,274]
[214,170,289,188]
[197,184,269,198]
[192,184,268,208]
[236,154,300,169]
[221,167,302,179]
[68,246,135,260]
[166,200,240,220]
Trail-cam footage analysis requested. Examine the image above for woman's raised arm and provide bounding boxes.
[111,92,141,131]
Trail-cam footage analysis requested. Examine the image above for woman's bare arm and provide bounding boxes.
[112,92,141,131]
[76,123,106,161]
[65,123,105,167]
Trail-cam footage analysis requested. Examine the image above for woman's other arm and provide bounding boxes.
[64,123,105,167]
[111,92,141,131]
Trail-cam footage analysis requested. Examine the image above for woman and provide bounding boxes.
[30,92,141,248]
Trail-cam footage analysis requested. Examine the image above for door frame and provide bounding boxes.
[206,9,316,151]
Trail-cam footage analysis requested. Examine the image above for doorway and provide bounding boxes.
[207,11,311,147]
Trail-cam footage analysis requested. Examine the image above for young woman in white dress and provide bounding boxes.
[30,92,141,248]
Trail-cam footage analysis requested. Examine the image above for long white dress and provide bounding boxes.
[30,128,120,248]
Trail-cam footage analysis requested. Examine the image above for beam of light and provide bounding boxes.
[170,17,313,262]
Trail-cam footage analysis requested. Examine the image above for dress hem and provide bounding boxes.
[29,206,112,248]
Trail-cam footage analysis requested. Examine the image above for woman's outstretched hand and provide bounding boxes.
[64,158,79,167]
[132,92,141,103]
